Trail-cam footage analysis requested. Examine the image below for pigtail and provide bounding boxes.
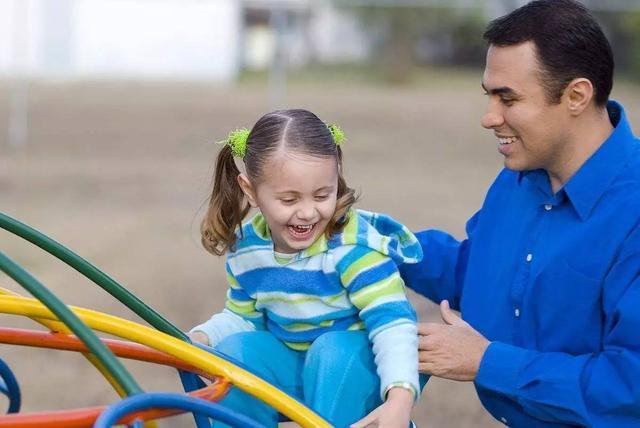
[201,144,250,255]
[325,145,357,237]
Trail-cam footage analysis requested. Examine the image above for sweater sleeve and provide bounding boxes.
[223,263,265,329]
[190,261,265,346]
[189,308,256,347]
[336,245,420,400]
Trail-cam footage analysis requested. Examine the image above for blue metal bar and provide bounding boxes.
[94,393,265,428]
[178,368,211,428]
[0,357,21,413]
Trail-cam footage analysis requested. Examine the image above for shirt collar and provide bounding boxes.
[301,233,329,258]
[563,101,636,220]
[520,100,637,220]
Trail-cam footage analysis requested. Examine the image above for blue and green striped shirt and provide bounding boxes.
[192,208,422,398]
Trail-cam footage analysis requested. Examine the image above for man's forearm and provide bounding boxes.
[400,229,470,308]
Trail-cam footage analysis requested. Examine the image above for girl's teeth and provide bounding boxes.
[289,224,315,235]
[499,137,517,145]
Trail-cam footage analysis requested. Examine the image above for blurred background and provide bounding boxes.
[1,0,639,426]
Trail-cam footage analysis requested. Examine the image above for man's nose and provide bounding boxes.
[481,103,504,129]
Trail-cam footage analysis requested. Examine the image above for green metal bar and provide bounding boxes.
[0,251,143,395]
[0,213,186,340]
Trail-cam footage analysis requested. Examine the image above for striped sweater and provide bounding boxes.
[192,208,423,398]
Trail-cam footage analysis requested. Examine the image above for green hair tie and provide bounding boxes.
[220,128,250,158]
[327,124,345,146]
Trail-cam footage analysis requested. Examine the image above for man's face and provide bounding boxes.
[481,42,571,173]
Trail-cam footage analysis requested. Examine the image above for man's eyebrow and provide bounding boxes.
[481,83,517,96]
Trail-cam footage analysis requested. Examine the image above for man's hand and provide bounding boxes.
[350,387,413,428]
[418,300,490,381]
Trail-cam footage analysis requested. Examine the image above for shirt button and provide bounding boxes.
[500,416,508,424]
[514,308,520,317]
[526,253,533,262]
[544,204,552,211]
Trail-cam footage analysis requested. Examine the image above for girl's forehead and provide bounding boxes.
[258,151,338,190]
[270,149,334,165]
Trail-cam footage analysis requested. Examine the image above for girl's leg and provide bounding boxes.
[213,331,304,428]
[302,330,382,428]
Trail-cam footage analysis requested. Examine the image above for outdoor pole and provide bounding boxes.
[9,0,29,149]
[269,1,288,110]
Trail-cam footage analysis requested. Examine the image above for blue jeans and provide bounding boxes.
[213,330,383,428]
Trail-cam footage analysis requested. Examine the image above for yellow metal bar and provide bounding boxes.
[0,295,331,428]
[0,289,127,397]
[0,289,159,428]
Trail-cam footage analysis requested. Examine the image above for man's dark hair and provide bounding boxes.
[483,0,614,106]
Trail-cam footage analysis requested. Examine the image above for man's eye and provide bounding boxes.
[501,98,515,106]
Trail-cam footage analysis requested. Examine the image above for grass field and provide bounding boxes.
[1,70,639,427]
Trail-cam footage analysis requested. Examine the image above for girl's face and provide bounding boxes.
[239,151,338,254]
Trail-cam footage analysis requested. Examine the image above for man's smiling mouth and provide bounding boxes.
[498,136,518,145]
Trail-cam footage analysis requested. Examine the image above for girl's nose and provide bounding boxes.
[296,203,317,221]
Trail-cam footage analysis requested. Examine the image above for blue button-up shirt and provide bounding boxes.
[401,101,640,427]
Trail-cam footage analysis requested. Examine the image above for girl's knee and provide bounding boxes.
[306,330,371,367]
[215,331,275,360]
[311,330,368,350]
[303,331,381,424]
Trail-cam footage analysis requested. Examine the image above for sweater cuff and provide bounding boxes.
[383,382,418,402]
[475,341,528,398]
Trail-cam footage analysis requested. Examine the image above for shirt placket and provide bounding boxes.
[508,199,554,346]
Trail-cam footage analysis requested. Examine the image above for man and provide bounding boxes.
[400,0,640,426]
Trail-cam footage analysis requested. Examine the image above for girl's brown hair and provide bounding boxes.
[201,109,356,256]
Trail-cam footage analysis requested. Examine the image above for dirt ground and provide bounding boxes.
[1,73,638,427]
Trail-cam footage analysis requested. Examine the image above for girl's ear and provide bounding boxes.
[237,174,258,208]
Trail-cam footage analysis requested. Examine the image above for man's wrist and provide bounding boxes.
[475,341,528,396]
[471,337,491,380]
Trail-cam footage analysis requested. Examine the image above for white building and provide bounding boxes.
[1,0,242,80]
[0,0,368,81]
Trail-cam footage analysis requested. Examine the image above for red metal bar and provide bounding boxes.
[0,327,231,427]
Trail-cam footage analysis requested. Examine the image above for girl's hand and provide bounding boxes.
[350,387,414,428]
[187,331,210,346]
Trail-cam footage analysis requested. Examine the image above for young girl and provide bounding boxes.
[189,109,421,428]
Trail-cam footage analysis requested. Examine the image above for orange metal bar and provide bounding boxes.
[0,327,214,380]
[0,327,231,427]
[0,286,130,399]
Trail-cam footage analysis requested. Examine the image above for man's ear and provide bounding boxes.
[564,78,594,116]
[237,173,258,208]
